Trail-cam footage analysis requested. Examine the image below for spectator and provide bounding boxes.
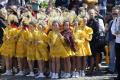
[31,0,41,11]
[116,0,120,5]
[94,5,106,64]
[55,0,70,8]
[99,0,107,17]
[107,0,115,12]
[7,0,25,7]
[111,6,120,80]
[68,0,83,14]
[87,9,102,72]
[106,7,119,74]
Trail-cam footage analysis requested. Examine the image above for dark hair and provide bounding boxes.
[63,20,70,26]
[52,20,60,26]
[11,21,19,26]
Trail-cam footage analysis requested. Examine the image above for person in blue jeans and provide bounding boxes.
[99,0,107,17]
[107,7,119,73]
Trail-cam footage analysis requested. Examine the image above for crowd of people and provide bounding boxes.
[0,0,119,79]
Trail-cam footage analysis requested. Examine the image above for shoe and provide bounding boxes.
[1,70,13,76]
[15,71,24,76]
[71,72,76,78]
[23,69,29,75]
[35,73,45,78]
[81,70,85,77]
[105,69,114,74]
[60,72,66,78]
[75,72,80,78]
[65,73,71,78]
[79,70,82,77]
[54,73,59,79]
[26,72,35,77]
[48,72,52,78]
[51,73,56,79]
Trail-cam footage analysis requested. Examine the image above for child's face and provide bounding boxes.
[64,22,69,30]
[73,21,78,28]
[83,17,87,25]
[52,22,59,31]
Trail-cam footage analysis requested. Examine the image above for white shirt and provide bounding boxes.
[111,17,120,43]
[98,18,105,36]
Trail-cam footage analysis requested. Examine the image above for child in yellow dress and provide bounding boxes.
[25,22,36,77]
[34,23,48,78]
[77,18,93,77]
[60,20,76,78]
[82,17,93,57]
[48,20,70,79]
[72,19,86,77]
[82,16,93,74]
[1,14,19,75]
[15,13,32,76]
[15,25,30,76]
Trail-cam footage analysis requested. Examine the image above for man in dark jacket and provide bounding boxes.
[55,0,70,8]
[87,9,101,72]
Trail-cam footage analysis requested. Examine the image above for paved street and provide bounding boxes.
[0,62,117,80]
[0,73,117,80]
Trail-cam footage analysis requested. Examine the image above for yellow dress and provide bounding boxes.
[0,27,19,57]
[83,26,93,56]
[26,30,35,60]
[47,31,72,58]
[15,29,29,58]
[73,29,86,56]
[33,29,48,61]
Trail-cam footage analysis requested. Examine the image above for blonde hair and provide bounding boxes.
[0,8,7,20]
[8,14,18,25]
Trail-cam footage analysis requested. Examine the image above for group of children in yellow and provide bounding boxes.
[0,5,93,79]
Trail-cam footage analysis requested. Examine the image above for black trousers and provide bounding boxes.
[115,43,120,77]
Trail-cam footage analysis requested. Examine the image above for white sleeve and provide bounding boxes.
[111,18,117,36]
[98,19,105,32]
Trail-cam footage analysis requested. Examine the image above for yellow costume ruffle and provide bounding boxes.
[73,29,86,56]
[26,30,35,60]
[47,31,72,58]
[33,29,48,61]
[83,26,93,56]
[0,27,18,57]
[15,29,29,58]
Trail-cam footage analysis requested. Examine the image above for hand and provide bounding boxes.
[6,36,10,40]
[58,33,64,39]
